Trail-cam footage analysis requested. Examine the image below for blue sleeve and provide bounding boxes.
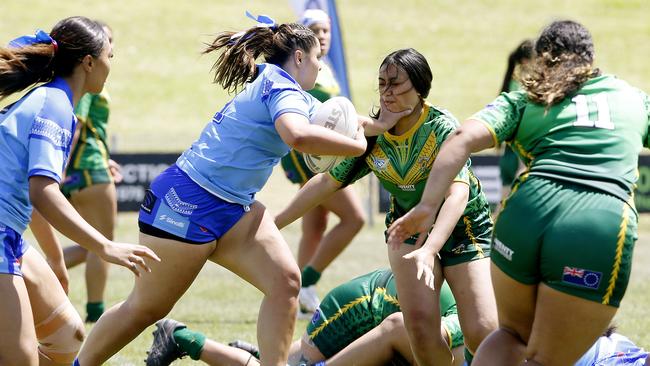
[27,97,75,183]
[260,76,321,122]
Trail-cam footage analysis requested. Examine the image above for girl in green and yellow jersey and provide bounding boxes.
[388,20,649,365]
[276,48,497,366]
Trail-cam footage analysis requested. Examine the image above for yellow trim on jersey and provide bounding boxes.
[495,172,529,225]
[602,203,629,305]
[374,287,400,307]
[473,118,499,147]
[383,103,430,142]
[289,150,308,183]
[83,169,93,186]
[73,118,88,169]
[463,216,484,258]
[86,115,109,166]
[513,140,534,164]
[309,295,371,339]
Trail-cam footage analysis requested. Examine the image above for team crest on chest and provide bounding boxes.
[372,156,388,171]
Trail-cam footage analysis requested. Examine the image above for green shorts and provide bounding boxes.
[280,149,315,185]
[385,204,492,267]
[493,175,637,307]
[61,167,112,198]
[306,270,400,358]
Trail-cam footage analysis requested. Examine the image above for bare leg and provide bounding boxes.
[69,183,116,305]
[209,202,300,366]
[473,263,536,366]
[297,205,328,269]
[0,273,39,366]
[443,258,497,355]
[21,247,84,366]
[524,284,617,366]
[388,244,452,366]
[76,234,215,365]
[200,340,261,366]
[305,186,365,272]
[63,246,87,269]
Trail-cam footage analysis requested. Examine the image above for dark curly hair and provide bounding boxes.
[524,20,600,107]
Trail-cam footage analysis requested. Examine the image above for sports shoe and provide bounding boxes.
[145,318,188,366]
[298,285,320,316]
[228,339,260,359]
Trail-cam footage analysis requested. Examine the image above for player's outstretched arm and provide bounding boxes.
[29,176,161,276]
[275,173,342,229]
[387,119,493,243]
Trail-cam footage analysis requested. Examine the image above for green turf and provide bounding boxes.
[4,0,650,363]
[1,0,648,152]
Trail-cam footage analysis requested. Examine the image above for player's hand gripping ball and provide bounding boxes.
[303,97,358,173]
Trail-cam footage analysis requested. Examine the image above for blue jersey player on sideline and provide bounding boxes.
[75,12,408,366]
[0,17,159,366]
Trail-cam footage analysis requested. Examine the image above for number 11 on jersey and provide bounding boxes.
[572,93,614,130]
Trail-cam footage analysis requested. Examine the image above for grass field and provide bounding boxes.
[3,0,650,363]
[20,168,650,365]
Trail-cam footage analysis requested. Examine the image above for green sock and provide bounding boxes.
[85,302,104,322]
[173,328,206,360]
[301,266,322,287]
[464,347,474,365]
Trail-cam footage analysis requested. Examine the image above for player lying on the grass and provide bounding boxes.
[386,19,650,366]
[275,48,497,366]
[145,267,465,366]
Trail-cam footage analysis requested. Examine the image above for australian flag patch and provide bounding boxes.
[562,266,602,290]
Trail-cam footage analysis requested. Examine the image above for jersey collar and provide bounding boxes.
[48,77,74,105]
[383,102,431,142]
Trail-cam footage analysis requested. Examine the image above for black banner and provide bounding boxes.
[112,153,178,212]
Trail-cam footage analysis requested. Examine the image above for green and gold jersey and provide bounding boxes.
[330,102,490,230]
[473,75,650,205]
[68,90,111,170]
[308,61,340,102]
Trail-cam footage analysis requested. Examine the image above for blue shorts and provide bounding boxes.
[138,165,247,244]
[0,224,29,276]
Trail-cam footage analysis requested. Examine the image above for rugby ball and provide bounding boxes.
[303,97,358,173]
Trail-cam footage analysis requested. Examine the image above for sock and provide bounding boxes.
[85,302,104,322]
[72,359,80,366]
[173,327,206,360]
[301,266,321,287]
[464,347,474,365]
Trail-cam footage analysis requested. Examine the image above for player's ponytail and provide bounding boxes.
[0,16,106,99]
[524,20,600,107]
[204,12,318,93]
[500,39,534,93]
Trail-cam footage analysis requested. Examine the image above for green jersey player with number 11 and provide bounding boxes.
[387,20,650,365]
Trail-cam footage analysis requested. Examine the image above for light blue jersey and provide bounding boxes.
[0,77,76,233]
[176,63,321,205]
[575,333,648,366]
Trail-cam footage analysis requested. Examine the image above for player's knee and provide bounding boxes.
[380,312,405,333]
[462,317,497,351]
[280,266,302,297]
[35,301,85,365]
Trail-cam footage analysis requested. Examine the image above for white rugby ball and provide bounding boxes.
[303,97,358,173]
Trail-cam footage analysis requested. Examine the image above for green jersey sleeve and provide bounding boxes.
[470,90,528,146]
[74,93,93,124]
[329,155,372,186]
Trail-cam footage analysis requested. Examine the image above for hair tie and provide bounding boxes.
[229,11,278,45]
[245,11,277,31]
[8,30,57,54]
